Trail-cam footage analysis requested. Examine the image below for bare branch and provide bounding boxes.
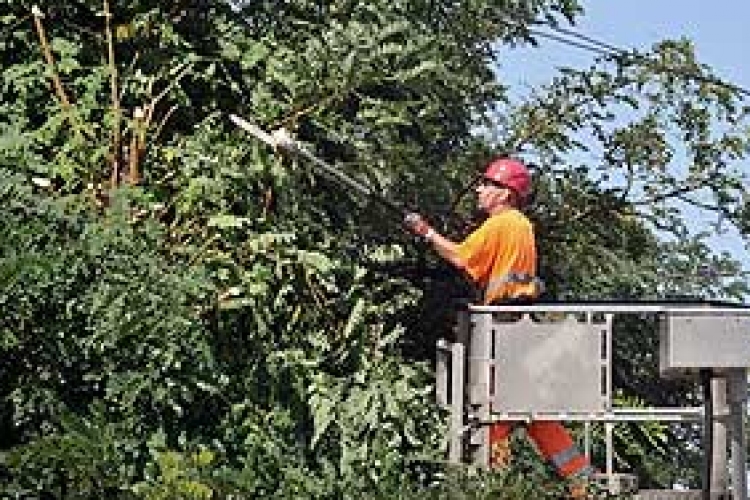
[103,0,122,187]
[630,182,700,207]
[127,107,146,186]
[152,105,178,142]
[119,51,140,101]
[675,193,722,213]
[144,63,192,128]
[31,5,71,108]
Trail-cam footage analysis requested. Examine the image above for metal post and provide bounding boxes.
[468,311,494,466]
[711,377,729,497]
[605,422,615,478]
[603,313,614,489]
[727,369,748,500]
[447,311,470,464]
[436,339,449,408]
[605,314,614,412]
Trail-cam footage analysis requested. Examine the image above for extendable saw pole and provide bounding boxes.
[229,114,408,220]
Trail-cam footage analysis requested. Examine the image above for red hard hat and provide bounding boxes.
[483,158,531,201]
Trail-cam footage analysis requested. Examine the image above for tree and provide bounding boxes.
[487,34,750,486]
[1,0,748,496]
[0,0,579,497]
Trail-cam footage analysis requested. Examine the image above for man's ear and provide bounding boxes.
[499,187,513,203]
[502,188,520,207]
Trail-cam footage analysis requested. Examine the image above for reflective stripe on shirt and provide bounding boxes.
[484,272,545,302]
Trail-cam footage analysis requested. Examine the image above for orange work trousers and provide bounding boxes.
[489,420,592,478]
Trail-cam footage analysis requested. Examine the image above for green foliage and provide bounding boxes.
[492,39,750,301]
[486,36,750,485]
[6,406,142,498]
[134,449,216,500]
[1,0,748,497]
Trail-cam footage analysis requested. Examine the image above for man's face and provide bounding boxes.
[475,179,511,213]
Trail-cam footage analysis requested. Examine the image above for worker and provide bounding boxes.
[405,157,595,485]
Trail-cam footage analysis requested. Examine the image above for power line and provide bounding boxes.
[527,28,617,59]
[548,25,629,57]
[526,21,750,99]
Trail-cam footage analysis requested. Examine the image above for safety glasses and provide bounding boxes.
[479,178,509,190]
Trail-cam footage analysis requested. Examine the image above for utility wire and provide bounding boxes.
[528,28,618,59]
[548,25,629,57]
[527,21,750,98]
[446,15,750,224]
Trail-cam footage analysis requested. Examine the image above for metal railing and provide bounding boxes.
[436,302,749,499]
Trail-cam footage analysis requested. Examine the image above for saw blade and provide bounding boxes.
[229,114,280,148]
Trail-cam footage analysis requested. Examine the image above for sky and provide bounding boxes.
[496,0,750,271]
[500,1,750,92]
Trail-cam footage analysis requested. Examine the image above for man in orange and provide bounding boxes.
[405,157,594,484]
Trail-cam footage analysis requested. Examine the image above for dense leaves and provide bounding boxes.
[1,0,748,497]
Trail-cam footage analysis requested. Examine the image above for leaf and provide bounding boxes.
[391,60,441,82]
[207,214,251,228]
[342,298,366,339]
[310,388,337,449]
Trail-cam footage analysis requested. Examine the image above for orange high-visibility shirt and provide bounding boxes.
[456,209,538,304]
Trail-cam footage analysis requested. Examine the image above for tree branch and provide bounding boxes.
[144,62,192,128]
[103,0,122,187]
[31,5,71,108]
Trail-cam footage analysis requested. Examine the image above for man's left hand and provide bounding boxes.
[404,212,432,237]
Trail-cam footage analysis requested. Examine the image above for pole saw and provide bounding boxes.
[229,114,410,222]
[229,113,480,299]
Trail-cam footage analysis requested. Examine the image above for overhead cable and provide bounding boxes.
[526,21,750,98]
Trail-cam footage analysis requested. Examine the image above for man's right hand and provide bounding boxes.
[406,213,464,269]
[404,212,432,237]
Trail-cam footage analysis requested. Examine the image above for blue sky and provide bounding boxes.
[500,1,750,92]
[496,0,750,269]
